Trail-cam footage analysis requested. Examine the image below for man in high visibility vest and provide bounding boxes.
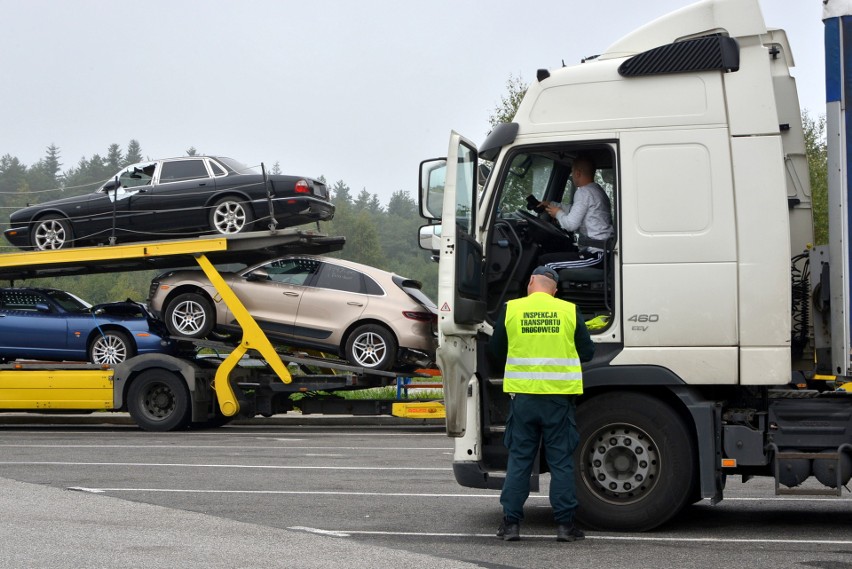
[489,265,595,542]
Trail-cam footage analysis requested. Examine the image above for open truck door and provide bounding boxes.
[419,132,485,436]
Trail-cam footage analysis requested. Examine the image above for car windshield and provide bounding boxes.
[216,157,260,175]
[43,289,92,312]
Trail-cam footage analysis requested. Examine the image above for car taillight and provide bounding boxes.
[403,311,437,323]
[294,179,311,194]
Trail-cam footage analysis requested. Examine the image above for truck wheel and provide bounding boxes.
[344,324,397,370]
[165,293,215,338]
[127,369,191,431]
[88,330,135,365]
[32,214,73,250]
[210,197,253,235]
[575,392,696,531]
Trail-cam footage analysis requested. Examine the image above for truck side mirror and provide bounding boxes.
[419,158,447,220]
[418,224,442,255]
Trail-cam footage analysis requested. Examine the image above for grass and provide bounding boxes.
[340,386,444,400]
[290,385,443,402]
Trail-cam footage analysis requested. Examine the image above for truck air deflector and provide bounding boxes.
[618,35,740,77]
[479,123,518,162]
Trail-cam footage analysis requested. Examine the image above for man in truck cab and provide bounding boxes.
[540,156,614,269]
[489,266,595,542]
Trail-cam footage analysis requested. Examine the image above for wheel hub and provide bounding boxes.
[144,386,175,418]
[352,332,386,367]
[584,426,659,502]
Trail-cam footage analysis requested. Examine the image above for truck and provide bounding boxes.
[0,230,429,431]
[417,0,852,531]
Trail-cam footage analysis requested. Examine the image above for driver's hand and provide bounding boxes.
[544,203,560,218]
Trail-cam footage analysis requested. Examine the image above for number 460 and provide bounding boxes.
[628,314,659,323]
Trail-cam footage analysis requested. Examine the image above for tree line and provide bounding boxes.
[0,78,829,308]
[0,141,438,304]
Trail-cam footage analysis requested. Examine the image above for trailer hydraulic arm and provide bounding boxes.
[194,253,292,417]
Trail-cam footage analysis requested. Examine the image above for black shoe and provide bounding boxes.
[496,519,520,541]
[556,523,585,542]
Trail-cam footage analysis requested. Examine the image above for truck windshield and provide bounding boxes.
[498,154,556,216]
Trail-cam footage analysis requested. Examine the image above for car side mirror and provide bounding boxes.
[246,269,270,282]
[35,303,51,313]
[102,180,119,192]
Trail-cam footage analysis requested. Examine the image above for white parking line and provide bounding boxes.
[0,461,450,471]
[0,444,451,450]
[0,430,445,437]
[287,528,852,546]
[65,488,499,497]
[59,487,852,507]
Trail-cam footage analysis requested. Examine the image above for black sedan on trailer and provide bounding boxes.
[4,156,334,250]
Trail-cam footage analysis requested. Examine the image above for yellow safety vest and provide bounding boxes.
[503,292,583,395]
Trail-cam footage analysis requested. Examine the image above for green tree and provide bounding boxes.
[39,144,62,187]
[804,111,828,245]
[0,155,30,236]
[489,73,527,129]
[331,180,352,206]
[124,140,143,165]
[367,194,383,214]
[106,143,123,171]
[0,154,29,195]
[353,188,371,211]
[387,190,417,218]
[186,146,198,156]
[345,211,383,267]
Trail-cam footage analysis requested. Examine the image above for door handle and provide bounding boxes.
[347,301,364,307]
[282,292,299,296]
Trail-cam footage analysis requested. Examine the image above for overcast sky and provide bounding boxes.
[0,0,825,205]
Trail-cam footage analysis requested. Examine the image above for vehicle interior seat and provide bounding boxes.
[555,237,614,316]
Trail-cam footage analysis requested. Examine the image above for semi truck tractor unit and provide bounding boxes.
[418,0,852,531]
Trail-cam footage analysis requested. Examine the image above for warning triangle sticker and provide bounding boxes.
[440,302,451,312]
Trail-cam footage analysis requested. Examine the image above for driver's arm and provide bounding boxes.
[553,188,590,232]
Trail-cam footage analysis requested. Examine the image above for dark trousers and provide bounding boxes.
[500,393,579,524]
[540,250,604,270]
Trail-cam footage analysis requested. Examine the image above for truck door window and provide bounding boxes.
[454,142,477,234]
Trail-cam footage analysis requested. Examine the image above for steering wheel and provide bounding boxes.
[516,209,572,241]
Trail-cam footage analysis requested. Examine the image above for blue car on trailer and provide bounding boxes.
[0,287,172,365]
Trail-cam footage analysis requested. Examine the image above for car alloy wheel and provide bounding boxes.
[210,198,253,235]
[345,324,398,370]
[89,331,135,365]
[33,215,73,250]
[165,293,215,338]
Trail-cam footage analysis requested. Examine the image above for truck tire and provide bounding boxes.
[127,369,191,431]
[575,391,696,531]
[165,292,215,338]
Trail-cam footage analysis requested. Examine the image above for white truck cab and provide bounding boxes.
[419,0,845,532]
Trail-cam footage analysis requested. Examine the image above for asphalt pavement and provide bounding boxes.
[0,476,487,569]
[0,411,467,569]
